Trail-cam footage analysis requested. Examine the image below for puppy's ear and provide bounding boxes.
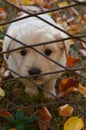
[64,40,70,55]
[3,36,11,59]
[55,34,70,55]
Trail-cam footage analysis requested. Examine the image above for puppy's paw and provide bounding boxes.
[25,87,39,97]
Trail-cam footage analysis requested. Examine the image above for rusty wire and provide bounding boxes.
[0,0,86,129]
[1,0,86,44]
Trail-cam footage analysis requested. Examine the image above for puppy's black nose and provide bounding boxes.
[29,68,41,76]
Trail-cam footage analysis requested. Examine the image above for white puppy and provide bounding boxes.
[3,6,69,98]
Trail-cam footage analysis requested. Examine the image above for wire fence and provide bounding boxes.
[0,0,86,129]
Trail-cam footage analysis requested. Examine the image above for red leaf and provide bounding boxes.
[0,107,13,118]
[59,77,79,92]
[66,55,80,68]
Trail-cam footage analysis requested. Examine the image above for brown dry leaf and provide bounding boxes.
[0,40,3,52]
[39,106,52,122]
[39,106,52,130]
[79,42,86,49]
[77,15,82,22]
[79,42,86,56]
[58,104,74,117]
[0,8,7,20]
[0,60,7,75]
[34,0,56,8]
[38,120,47,130]
[34,0,43,5]
[66,55,80,68]
[68,24,79,34]
[67,7,79,16]
[83,14,86,21]
[8,0,24,6]
[0,66,6,75]
[79,83,86,97]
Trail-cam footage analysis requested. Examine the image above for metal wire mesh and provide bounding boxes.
[0,0,86,129]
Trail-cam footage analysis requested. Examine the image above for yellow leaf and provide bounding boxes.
[0,87,5,98]
[64,117,84,130]
[10,128,16,130]
[0,26,3,31]
[79,83,86,97]
[68,39,74,46]
[23,0,33,4]
[68,24,79,34]
[57,1,68,7]
[58,104,74,117]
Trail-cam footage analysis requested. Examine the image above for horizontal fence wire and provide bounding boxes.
[0,0,86,129]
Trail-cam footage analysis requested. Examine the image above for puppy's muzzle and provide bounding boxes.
[28,68,41,78]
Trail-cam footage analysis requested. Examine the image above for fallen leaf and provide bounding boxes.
[66,55,80,68]
[0,87,5,98]
[0,40,3,52]
[57,1,68,7]
[67,7,79,16]
[57,77,79,98]
[0,107,13,118]
[58,104,74,117]
[8,0,24,6]
[38,120,47,130]
[39,106,52,130]
[0,60,7,75]
[0,8,7,20]
[79,42,86,49]
[9,128,16,130]
[0,66,6,75]
[64,116,84,130]
[34,0,54,8]
[68,39,74,46]
[24,0,33,4]
[39,106,52,122]
[57,87,79,98]
[3,70,10,77]
[79,49,86,56]
[79,83,86,97]
[79,42,86,56]
[59,77,79,91]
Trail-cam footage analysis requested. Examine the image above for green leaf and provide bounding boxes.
[16,125,24,130]
[3,126,11,130]
[16,110,24,120]
[0,34,4,39]
[5,116,16,125]
[25,116,38,124]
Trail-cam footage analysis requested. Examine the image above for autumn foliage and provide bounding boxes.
[0,0,86,130]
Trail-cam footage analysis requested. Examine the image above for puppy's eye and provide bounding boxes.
[20,49,27,56]
[44,49,52,56]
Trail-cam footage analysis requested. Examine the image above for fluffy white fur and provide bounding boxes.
[3,7,69,98]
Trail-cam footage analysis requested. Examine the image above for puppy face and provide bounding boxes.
[3,14,69,85]
[7,33,66,85]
